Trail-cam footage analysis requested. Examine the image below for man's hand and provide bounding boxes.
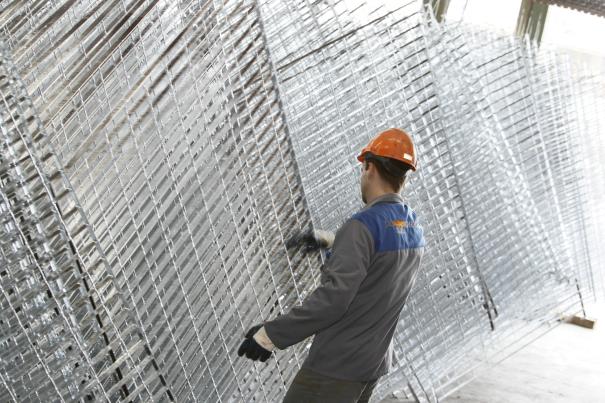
[286,229,335,252]
[237,325,273,362]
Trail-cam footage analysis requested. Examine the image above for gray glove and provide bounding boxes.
[286,229,335,252]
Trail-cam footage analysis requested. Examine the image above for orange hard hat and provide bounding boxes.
[357,128,417,171]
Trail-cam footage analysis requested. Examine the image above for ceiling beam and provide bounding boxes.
[424,0,451,22]
[516,0,550,44]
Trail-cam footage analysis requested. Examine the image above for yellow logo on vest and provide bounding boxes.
[388,219,408,234]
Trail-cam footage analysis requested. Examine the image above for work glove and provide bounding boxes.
[237,325,273,362]
[286,229,335,252]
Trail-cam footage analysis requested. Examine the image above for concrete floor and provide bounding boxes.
[382,302,605,403]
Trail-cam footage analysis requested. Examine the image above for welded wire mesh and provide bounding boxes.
[259,1,601,400]
[1,0,319,401]
[0,43,169,402]
[571,63,605,301]
[258,2,500,400]
[421,25,596,373]
[0,0,603,402]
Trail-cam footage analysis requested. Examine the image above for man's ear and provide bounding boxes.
[361,160,368,173]
[366,161,376,176]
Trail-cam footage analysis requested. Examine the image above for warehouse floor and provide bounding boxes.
[382,301,605,403]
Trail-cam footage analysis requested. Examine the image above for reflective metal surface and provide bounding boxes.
[0,1,602,401]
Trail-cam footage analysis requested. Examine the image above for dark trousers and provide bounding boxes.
[283,368,378,403]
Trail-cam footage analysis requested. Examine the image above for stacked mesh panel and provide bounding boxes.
[259,2,500,400]
[421,24,596,371]
[1,0,319,401]
[0,43,169,401]
[259,1,600,400]
[570,62,605,301]
[0,0,602,402]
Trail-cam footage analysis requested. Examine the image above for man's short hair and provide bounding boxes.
[365,155,410,192]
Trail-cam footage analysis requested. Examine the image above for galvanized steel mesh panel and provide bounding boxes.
[571,63,605,301]
[259,1,601,400]
[0,43,169,401]
[0,0,602,402]
[1,1,318,401]
[421,25,597,372]
[258,2,498,400]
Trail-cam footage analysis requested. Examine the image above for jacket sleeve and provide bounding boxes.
[264,218,374,349]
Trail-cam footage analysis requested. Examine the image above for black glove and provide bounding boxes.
[237,325,272,362]
[286,229,334,252]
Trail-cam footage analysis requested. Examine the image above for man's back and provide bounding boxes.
[304,193,425,381]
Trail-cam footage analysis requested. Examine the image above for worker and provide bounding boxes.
[237,128,425,403]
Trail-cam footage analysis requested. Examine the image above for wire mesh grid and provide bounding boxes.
[421,24,597,374]
[259,2,509,400]
[570,61,605,301]
[0,42,169,401]
[259,1,600,400]
[0,0,602,402]
[2,0,320,401]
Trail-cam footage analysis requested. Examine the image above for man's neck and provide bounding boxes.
[365,189,395,205]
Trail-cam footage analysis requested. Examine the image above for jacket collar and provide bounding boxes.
[361,193,404,211]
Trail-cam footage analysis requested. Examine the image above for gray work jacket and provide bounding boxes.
[265,193,425,381]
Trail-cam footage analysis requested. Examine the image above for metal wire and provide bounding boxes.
[0,41,168,402]
[0,0,602,402]
[259,1,601,400]
[1,1,318,401]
